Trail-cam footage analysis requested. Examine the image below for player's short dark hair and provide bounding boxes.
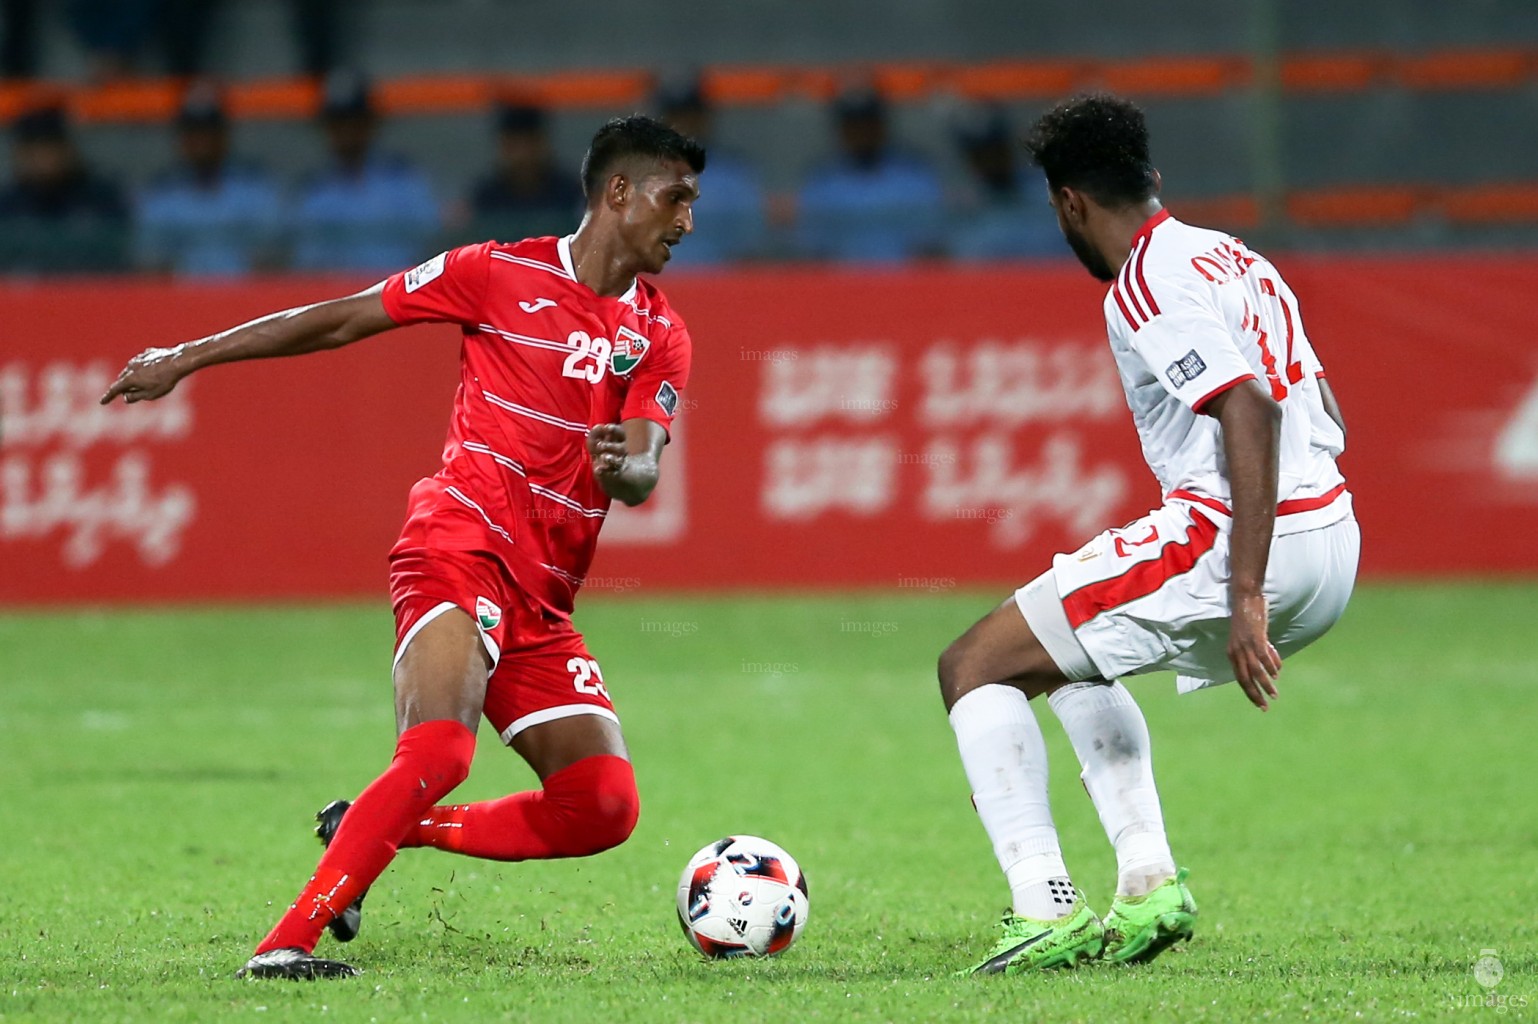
[1024,93,1157,207]
[580,115,706,203]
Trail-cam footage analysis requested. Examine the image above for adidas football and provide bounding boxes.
[676,835,809,958]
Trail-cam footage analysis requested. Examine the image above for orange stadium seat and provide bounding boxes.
[872,64,940,102]
[1280,53,1386,92]
[1170,195,1262,231]
[948,60,1083,100]
[1288,186,1423,227]
[1437,184,1538,224]
[225,78,320,119]
[375,75,493,115]
[1396,50,1531,90]
[2,48,1534,123]
[1098,56,1249,96]
[706,67,802,105]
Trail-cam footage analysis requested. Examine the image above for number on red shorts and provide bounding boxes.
[567,656,610,699]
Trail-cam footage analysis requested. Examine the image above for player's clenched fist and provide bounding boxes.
[586,423,628,477]
[100,346,188,405]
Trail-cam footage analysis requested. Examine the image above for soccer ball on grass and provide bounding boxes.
[676,835,809,958]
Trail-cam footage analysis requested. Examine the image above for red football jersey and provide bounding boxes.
[380,235,691,616]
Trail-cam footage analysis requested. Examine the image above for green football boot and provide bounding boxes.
[1101,867,1197,964]
[960,896,1106,976]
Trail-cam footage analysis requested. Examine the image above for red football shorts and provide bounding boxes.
[389,547,617,745]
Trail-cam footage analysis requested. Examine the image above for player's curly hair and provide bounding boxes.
[1024,93,1157,207]
[581,115,707,202]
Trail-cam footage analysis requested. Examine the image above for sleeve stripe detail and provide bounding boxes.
[1121,251,1149,321]
[1111,283,1142,331]
[1112,234,1161,332]
[1192,373,1258,414]
[489,250,574,281]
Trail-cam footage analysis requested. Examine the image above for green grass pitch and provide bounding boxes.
[1,582,1534,1022]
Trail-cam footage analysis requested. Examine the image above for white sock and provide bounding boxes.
[1047,681,1176,897]
[949,684,1076,919]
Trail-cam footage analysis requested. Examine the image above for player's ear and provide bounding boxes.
[1057,185,1088,227]
[605,171,635,211]
[1150,167,1163,196]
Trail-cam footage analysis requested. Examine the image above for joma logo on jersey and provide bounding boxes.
[1166,350,1208,388]
[611,326,651,375]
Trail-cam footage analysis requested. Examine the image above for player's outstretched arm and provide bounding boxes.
[100,283,397,405]
[1207,379,1283,710]
[586,418,667,507]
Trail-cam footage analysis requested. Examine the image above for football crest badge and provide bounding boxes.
[475,596,501,631]
[611,326,651,375]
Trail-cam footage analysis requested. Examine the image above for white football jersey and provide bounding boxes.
[1103,210,1350,535]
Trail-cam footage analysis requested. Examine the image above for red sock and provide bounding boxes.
[255,719,476,955]
[403,754,637,861]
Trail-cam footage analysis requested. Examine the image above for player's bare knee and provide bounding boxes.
[937,638,978,711]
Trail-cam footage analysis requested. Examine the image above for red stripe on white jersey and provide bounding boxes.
[1167,490,1230,519]
[1166,481,1349,518]
[1112,282,1142,331]
[1191,372,1257,414]
[1119,246,1149,321]
[1112,234,1163,332]
[1062,513,1220,629]
[1277,482,1348,515]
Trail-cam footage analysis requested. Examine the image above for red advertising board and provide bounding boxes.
[2,257,1536,605]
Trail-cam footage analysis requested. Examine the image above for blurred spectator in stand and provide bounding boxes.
[796,85,943,263]
[653,73,766,264]
[0,105,128,272]
[946,105,1062,261]
[135,83,284,277]
[463,101,583,243]
[291,72,440,273]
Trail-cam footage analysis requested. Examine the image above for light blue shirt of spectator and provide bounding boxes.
[291,153,440,273]
[796,152,945,263]
[136,162,284,276]
[946,109,1063,262]
[668,152,767,266]
[949,168,1064,262]
[797,88,944,263]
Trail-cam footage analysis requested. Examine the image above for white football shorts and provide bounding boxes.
[1014,501,1360,693]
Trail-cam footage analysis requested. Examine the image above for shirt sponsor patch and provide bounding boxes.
[404,251,447,292]
[655,380,679,417]
[1166,349,1208,388]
